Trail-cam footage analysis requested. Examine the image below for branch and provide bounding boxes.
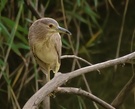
[24,0,42,19]
[61,55,93,65]
[61,55,100,73]
[56,87,115,109]
[61,55,100,109]
[23,52,135,109]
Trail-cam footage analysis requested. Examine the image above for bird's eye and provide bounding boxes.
[49,24,53,28]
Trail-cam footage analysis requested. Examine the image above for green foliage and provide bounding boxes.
[0,0,135,109]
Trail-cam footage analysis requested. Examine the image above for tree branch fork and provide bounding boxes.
[23,52,135,109]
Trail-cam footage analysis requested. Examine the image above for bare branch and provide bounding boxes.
[61,55,100,109]
[56,87,115,109]
[61,55,93,65]
[61,55,100,73]
[23,52,135,109]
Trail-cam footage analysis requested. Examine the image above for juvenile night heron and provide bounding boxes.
[28,18,71,81]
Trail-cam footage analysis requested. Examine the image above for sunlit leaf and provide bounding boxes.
[12,64,24,87]
[86,29,102,47]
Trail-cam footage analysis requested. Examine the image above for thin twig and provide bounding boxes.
[56,87,115,109]
[115,0,129,69]
[61,55,92,65]
[60,0,75,53]
[61,55,100,73]
[62,55,100,109]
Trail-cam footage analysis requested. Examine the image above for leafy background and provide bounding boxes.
[0,0,135,109]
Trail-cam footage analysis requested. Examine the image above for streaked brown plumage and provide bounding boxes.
[28,18,71,81]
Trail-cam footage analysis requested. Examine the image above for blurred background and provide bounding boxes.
[0,0,135,109]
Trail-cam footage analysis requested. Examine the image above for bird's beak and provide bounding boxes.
[57,26,72,35]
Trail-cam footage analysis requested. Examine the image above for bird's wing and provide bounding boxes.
[31,43,49,74]
[54,34,62,64]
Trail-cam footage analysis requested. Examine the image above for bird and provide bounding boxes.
[28,18,71,82]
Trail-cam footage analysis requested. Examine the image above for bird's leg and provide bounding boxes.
[41,69,50,83]
[42,68,50,109]
[46,71,50,82]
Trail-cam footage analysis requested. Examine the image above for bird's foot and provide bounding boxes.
[47,92,56,98]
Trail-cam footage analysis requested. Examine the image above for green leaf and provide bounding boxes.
[86,29,102,47]
[15,43,30,50]
[0,22,10,42]
[11,43,29,56]
[67,11,87,24]
[0,0,7,12]
[83,2,100,26]
[11,43,22,56]
[77,96,86,109]
[84,3,99,18]
[59,105,67,109]
[77,0,81,6]
[2,17,28,35]
[62,38,71,48]
[1,16,28,44]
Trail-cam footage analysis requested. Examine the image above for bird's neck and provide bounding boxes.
[34,32,58,44]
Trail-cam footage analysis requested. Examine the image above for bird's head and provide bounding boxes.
[28,18,71,41]
[39,18,71,35]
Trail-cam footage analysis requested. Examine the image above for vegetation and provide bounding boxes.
[0,0,135,109]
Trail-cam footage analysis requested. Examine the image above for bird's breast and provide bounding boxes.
[33,34,61,66]
[35,41,57,64]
